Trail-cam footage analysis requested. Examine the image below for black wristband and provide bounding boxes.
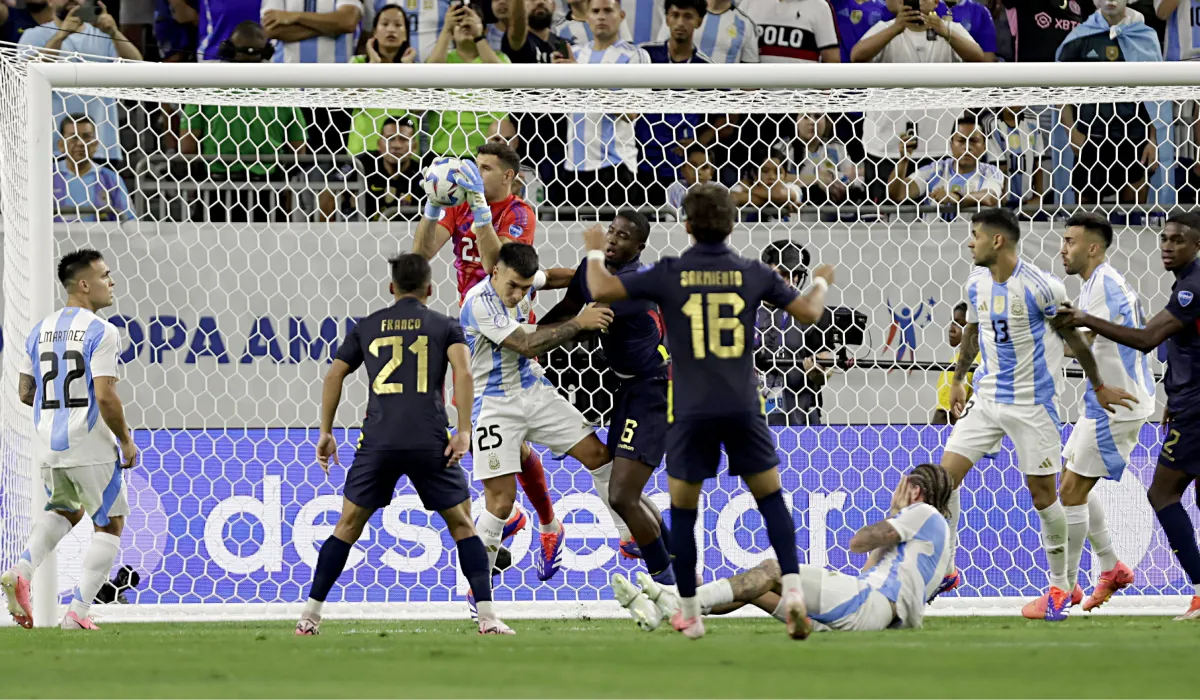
[474,33,487,43]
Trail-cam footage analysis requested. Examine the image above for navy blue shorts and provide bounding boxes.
[1159,409,1200,476]
[344,448,469,512]
[665,413,780,483]
[608,372,669,468]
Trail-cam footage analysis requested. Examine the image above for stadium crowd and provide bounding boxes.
[5,0,1200,224]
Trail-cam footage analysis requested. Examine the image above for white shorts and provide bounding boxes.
[944,395,1063,475]
[1063,417,1143,481]
[793,565,896,632]
[472,382,593,482]
[41,461,129,527]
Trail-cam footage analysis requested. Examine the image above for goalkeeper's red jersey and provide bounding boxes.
[441,194,536,304]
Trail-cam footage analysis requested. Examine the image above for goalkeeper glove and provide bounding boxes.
[453,161,493,229]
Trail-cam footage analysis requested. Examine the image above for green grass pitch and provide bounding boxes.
[0,616,1194,697]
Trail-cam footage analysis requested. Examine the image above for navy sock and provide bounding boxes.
[641,536,675,585]
[756,489,799,576]
[456,535,493,601]
[1156,503,1200,584]
[308,535,352,603]
[658,519,672,550]
[669,506,698,598]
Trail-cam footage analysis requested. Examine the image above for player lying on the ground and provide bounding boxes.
[538,211,675,582]
[583,183,833,640]
[3,249,138,631]
[613,464,956,634]
[939,208,1137,622]
[297,254,513,636]
[1056,212,1200,621]
[412,142,562,573]
[1022,212,1146,618]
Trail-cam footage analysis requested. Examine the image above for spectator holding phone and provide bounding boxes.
[427,3,510,158]
[21,0,142,165]
[502,0,572,62]
[889,115,1004,208]
[852,0,983,202]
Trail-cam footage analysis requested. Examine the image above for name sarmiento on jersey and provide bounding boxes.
[680,270,744,287]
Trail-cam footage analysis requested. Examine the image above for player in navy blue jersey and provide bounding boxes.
[1056,212,1200,621]
[294,254,514,636]
[539,211,678,624]
[582,183,835,640]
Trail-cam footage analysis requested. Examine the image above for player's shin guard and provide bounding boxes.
[1063,504,1089,590]
[1155,503,1200,592]
[756,489,799,576]
[1037,501,1069,591]
[1087,494,1119,572]
[669,506,699,599]
[588,462,632,541]
[457,535,495,617]
[518,450,557,529]
[477,510,508,574]
[67,532,120,619]
[15,509,73,581]
[306,535,353,616]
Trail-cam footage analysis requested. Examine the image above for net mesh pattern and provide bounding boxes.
[0,43,1196,616]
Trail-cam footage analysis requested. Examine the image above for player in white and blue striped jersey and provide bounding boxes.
[616,464,954,634]
[1054,213,1152,614]
[459,242,630,581]
[940,209,1137,622]
[1,250,136,632]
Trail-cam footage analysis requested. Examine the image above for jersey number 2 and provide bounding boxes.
[40,351,89,410]
[368,335,429,394]
[681,292,746,359]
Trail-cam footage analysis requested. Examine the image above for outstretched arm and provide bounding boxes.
[783,264,834,325]
[413,214,454,260]
[500,304,612,357]
[1054,322,1139,413]
[1058,305,1182,354]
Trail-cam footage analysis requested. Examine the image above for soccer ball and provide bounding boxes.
[423,157,468,208]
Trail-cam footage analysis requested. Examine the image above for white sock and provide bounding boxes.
[946,487,962,569]
[15,510,73,580]
[780,572,802,596]
[1194,584,1200,598]
[1087,494,1119,572]
[67,531,120,618]
[1036,501,1069,591]
[587,462,632,540]
[477,509,508,574]
[476,600,495,618]
[771,597,789,622]
[538,518,560,534]
[680,596,700,620]
[696,580,733,611]
[1063,503,1089,591]
[303,598,323,619]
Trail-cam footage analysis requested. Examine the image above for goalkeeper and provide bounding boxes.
[614,464,954,635]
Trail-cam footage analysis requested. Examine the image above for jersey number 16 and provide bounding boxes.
[681,292,746,359]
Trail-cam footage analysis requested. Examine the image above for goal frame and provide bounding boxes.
[17,61,1200,624]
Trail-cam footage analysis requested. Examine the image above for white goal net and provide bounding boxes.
[1,49,1198,622]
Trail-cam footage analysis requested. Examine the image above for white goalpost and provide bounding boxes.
[3,55,1200,624]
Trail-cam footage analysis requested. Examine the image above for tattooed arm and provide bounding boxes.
[18,374,35,407]
[849,521,901,554]
[500,305,613,359]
